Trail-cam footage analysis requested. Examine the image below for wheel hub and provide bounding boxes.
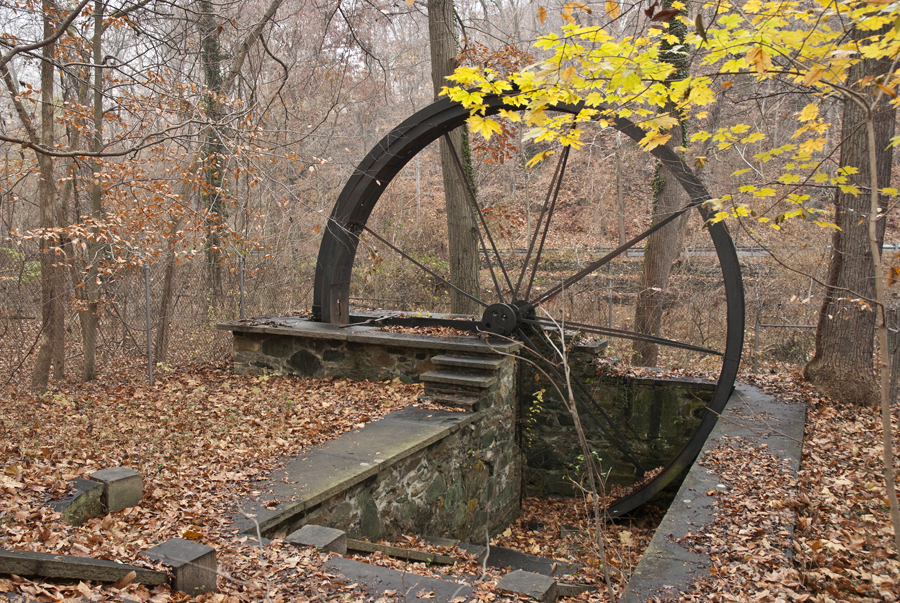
[479,303,521,336]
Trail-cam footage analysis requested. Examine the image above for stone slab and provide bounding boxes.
[497,569,558,603]
[621,383,806,602]
[431,355,506,371]
[325,556,473,602]
[285,525,347,555]
[233,406,476,535]
[49,478,103,526]
[0,548,167,585]
[418,393,479,412]
[89,467,143,512]
[458,544,580,578]
[144,538,217,595]
[219,316,521,355]
[420,371,497,388]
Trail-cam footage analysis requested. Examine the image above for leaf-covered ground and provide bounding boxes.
[0,363,897,602]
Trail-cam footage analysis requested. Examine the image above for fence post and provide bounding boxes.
[753,317,759,373]
[144,261,154,386]
[608,277,613,329]
[239,254,245,320]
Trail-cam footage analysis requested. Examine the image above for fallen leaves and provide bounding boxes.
[0,361,424,602]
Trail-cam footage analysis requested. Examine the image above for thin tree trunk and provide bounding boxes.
[862,102,900,557]
[155,187,190,363]
[804,27,896,407]
[428,0,481,315]
[32,0,65,388]
[82,0,104,381]
[631,0,688,367]
[615,132,626,247]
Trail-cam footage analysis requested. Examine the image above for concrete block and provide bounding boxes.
[285,524,347,555]
[144,538,217,595]
[50,478,103,525]
[0,548,167,585]
[89,467,143,512]
[497,570,558,603]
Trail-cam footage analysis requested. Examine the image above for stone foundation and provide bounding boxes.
[222,317,715,534]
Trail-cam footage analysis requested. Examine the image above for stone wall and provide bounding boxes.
[518,348,715,496]
[224,318,713,536]
[233,331,444,382]
[269,353,521,542]
[222,318,522,542]
[227,318,519,384]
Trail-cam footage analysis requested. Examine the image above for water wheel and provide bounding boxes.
[312,95,744,516]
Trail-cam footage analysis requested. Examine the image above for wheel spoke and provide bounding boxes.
[524,317,723,356]
[513,144,571,302]
[524,201,697,311]
[360,225,489,309]
[443,133,514,302]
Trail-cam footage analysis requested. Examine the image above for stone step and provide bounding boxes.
[325,556,473,602]
[431,354,506,372]
[418,393,480,412]
[456,543,582,579]
[420,370,497,389]
[425,538,594,597]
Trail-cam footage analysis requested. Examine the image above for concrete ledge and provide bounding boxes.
[234,407,478,536]
[217,315,521,355]
[622,383,805,602]
[0,548,167,585]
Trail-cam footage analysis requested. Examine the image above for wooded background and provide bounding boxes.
[0,0,896,392]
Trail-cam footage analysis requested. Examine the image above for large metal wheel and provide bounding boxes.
[313,95,744,517]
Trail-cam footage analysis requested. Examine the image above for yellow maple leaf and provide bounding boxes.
[638,131,672,151]
[799,103,819,122]
[746,46,772,75]
[605,0,621,19]
[803,68,825,86]
[468,115,503,141]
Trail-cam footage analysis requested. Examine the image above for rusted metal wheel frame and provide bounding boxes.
[313,95,744,517]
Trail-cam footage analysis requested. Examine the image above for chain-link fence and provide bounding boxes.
[0,246,318,386]
[2,239,885,387]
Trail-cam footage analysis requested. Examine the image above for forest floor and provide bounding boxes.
[0,359,896,602]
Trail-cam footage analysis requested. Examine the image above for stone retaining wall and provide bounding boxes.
[226,317,519,384]
[223,318,715,536]
[223,318,522,541]
[519,359,715,496]
[297,398,520,542]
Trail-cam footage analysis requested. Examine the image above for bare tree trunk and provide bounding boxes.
[804,28,896,407]
[155,186,190,363]
[82,0,104,381]
[631,141,685,367]
[631,0,688,367]
[32,0,65,388]
[428,0,481,315]
[615,132,626,247]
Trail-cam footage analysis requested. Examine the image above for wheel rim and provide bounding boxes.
[313,95,745,516]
